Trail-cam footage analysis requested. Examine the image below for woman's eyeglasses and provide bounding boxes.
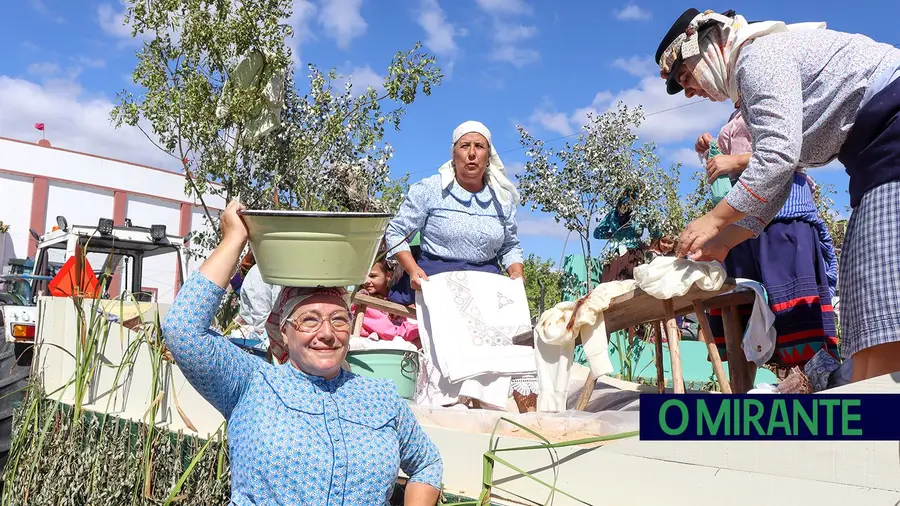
[286,311,353,334]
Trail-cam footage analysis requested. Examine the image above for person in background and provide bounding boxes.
[355,258,420,346]
[231,262,283,356]
[161,199,443,505]
[697,108,840,371]
[656,8,900,381]
[384,120,524,305]
[595,188,645,283]
[229,249,255,294]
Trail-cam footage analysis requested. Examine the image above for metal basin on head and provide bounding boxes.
[239,210,393,287]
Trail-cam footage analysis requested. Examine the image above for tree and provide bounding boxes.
[111,0,441,255]
[516,102,677,285]
[685,168,716,223]
[522,254,562,317]
[810,178,846,256]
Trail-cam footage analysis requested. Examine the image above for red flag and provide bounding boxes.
[34,123,45,131]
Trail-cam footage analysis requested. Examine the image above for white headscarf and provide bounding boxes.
[437,120,521,207]
[659,11,825,103]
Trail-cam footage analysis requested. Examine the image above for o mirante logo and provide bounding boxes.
[638,394,893,441]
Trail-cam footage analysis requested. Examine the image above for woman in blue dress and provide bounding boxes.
[161,199,443,505]
[384,120,525,305]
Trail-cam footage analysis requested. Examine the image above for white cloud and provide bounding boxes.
[78,57,107,69]
[528,110,574,137]
[335,65,384,96]
[30,0,48,13]
[21,41,40,53]
[29,0,65,22]
[474,0,533,15]
[483,16,540,68]
[614,4,651,21]
[528,70,733,146]
[317,0,367,49]
[612,55,657,77]
[490,45,540,68]
[493,21,537,44]
[517,216,571,240]
[285,0,317,66]
[97,2,139,42]
[27,62,60,78]
[505,161,526,176]
[416,0,463,74]
[0,76,178,171]
[666,147,703,170]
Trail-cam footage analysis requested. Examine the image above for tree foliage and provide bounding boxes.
[522,254,562,317]
[111,0,440,254]
[516,102,679,273]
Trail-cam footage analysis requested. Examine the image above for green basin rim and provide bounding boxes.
[240,210,394,218]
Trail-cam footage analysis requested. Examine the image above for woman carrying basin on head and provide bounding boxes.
[161,200,442,506]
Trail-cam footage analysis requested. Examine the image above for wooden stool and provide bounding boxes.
[573,280,757,410]
[350,292,418,338]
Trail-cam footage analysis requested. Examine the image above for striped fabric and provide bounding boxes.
[771,173,839,297]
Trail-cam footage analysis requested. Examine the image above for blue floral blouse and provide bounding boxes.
[384,174,524,268]
[161,272,443,505]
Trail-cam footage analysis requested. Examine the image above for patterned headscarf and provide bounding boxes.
[265,286,351,364]
[658,11,825,102]
[437,120,521,207]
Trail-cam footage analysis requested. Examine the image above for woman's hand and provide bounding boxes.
[409,266,429,291]
[676,213,726,259]
[198,199,250,289]
[507,263,525,283]
[220,199,249,246]
[686,233,732,262]
[706,154,747,183]
[695,133,714,154]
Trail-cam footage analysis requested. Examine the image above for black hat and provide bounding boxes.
[655,8,700,95]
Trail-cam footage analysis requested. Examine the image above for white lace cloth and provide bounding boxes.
[414,271,537,410]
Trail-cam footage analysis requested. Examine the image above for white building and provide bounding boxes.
[0,136,225,303]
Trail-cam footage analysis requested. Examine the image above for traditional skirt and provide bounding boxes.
[837,180,900,358]
[707,219,839,368]
[836,74,900,359]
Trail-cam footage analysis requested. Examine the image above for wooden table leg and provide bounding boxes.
[722,304,753,393]
[691,300,732,394]
[662,299,684,394]
[654,320,665,393]
[575,373,596,411]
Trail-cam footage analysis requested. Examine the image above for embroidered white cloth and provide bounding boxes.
[534,257,727,412]
[415,271,537,409]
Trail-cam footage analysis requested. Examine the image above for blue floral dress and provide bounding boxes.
[161,272,443,505]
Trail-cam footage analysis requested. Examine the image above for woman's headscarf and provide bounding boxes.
[437,120,521,207]
[264,286,351,364]
[658,11,825,103]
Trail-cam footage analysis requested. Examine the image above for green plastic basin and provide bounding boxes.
[240,210,392,287]
[345,350,420,399]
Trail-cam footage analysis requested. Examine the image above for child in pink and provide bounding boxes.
[355,259,420,346]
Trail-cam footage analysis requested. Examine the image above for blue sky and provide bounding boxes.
[2,1,898,265]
